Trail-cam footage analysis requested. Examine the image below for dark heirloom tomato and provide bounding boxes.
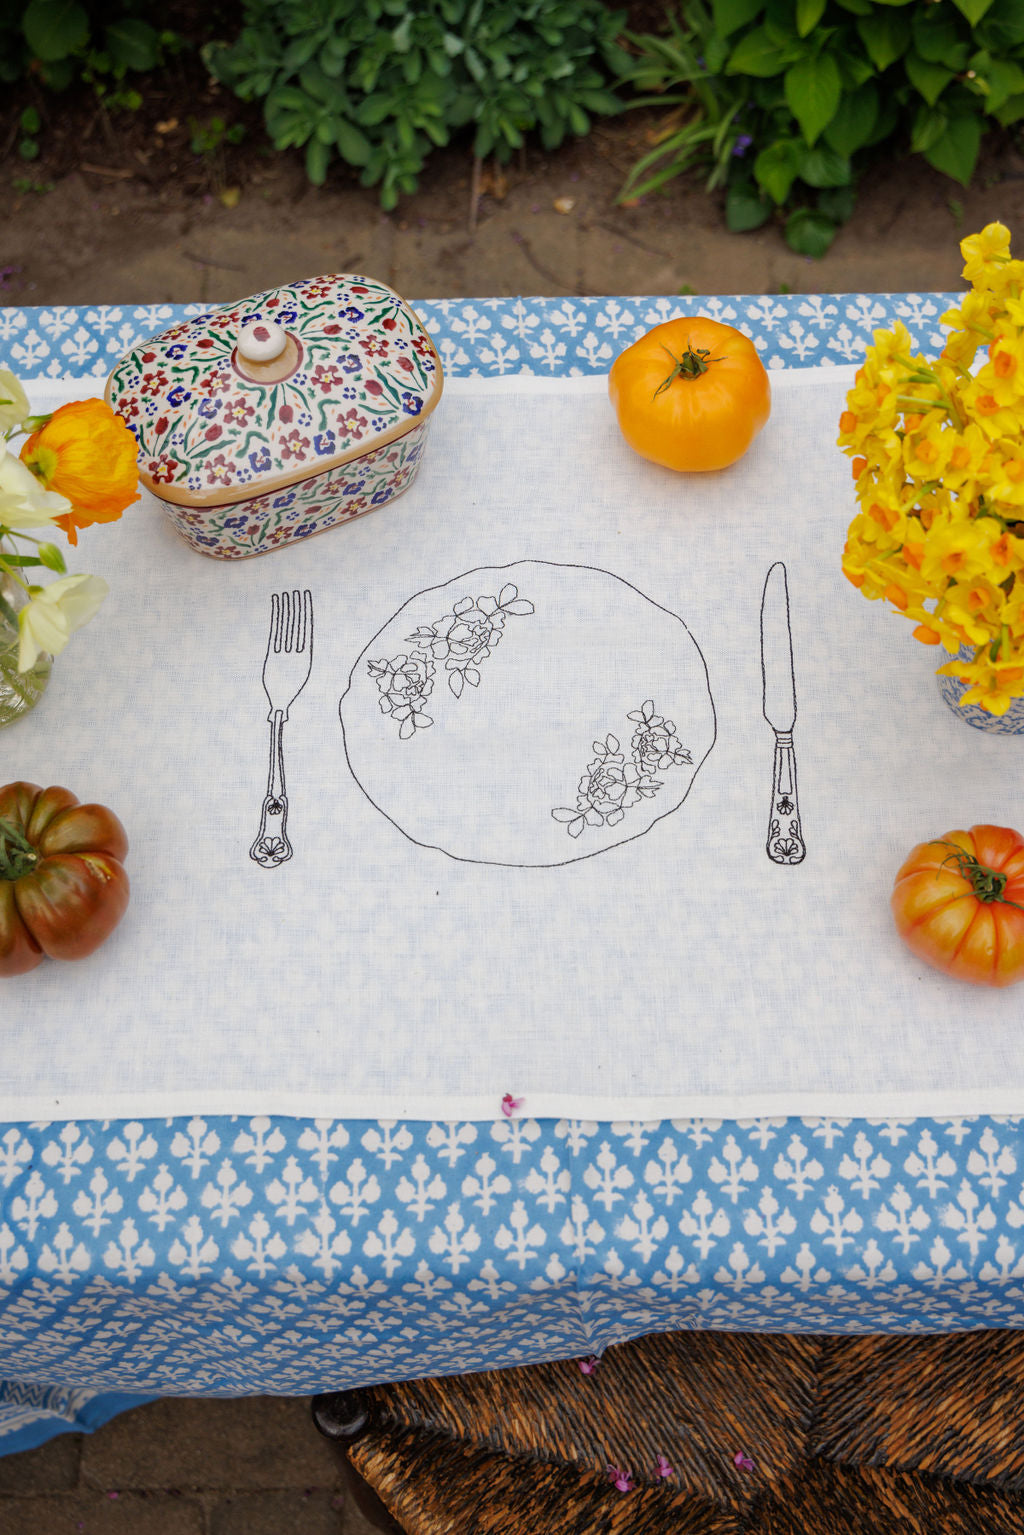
[0,782,129,977]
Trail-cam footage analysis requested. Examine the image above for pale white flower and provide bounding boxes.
[0,369,30,435]
[0,449,70,530]
[17,573,109,671]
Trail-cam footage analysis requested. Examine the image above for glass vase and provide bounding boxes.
[937,646,1024,735]
[0,577,51,728]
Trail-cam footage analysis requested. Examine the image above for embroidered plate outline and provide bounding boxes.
[367,583,534,739]
[340,559,717,868]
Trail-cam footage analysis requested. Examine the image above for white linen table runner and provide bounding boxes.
[4,366,1023,1124]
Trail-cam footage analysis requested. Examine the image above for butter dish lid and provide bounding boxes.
[105,274,443,508]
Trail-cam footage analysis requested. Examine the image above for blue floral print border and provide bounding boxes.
[0,291,960,379]
[5,289,1015,1463]
[3,1110,1024,1455]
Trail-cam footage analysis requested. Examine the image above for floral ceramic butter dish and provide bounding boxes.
[105,274,443,559]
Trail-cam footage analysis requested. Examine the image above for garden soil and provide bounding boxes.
[5,89,1024,313]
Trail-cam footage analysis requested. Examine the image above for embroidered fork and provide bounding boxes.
[250,589,314,868]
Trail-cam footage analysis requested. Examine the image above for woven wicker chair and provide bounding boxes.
[312,1327,1024,1534]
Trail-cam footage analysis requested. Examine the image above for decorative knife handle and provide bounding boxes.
[767,730,805,865]
[250,709,292,867]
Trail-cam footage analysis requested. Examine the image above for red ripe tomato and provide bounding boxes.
[891,825,1024,987]
[0,782,130,977]
[609,316,771,472]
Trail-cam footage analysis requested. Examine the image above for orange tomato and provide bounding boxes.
[891,824,1024,988]
[608,317,771,473]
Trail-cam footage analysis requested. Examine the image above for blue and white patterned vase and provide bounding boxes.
[937,647,1024,734]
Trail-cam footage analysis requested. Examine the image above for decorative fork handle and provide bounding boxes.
[250,708,292,867]
[767,730,805,865]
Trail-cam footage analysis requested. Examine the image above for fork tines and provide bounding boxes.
[270,589,313,654]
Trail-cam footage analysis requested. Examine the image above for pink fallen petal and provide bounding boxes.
[501,1093,523,1117]
[733,1452,755,1471]
[578,1355,600,1374]
[655,1454,674,1479]
[606,1464,633,1493]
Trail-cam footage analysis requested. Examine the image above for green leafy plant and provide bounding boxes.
[204,0,630,209]
[11,175,55,195]
[8,1,178,96]
[188,115,247,201]
[189,115,246,158]
[620,0,1024,257]
[18,106,41,159]
[619,2,748,200]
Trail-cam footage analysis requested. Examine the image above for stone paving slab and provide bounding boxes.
[0,1429,81,1496]
[0,1398,383,1534]
[5,1488,207,1535]
[80,1398,341,1493]
[6,123,1024,309]
[207,1488,346,1535]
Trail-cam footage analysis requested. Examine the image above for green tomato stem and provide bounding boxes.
[653,341,724,399]
[937,841,1024,908]
[0,816,38,882]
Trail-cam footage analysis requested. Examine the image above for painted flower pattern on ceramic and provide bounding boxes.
[105,274,442,558]
[164,424,429,559]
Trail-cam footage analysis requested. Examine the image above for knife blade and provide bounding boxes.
[760,561,805,865]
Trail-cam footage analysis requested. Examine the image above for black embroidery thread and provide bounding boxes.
[368,583,534,738]
[250,588,314,868]
[552,701,692,839]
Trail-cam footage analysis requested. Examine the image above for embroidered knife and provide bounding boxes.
[760,561,805,865]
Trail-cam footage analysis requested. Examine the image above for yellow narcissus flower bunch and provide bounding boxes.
[839,222,1024,716]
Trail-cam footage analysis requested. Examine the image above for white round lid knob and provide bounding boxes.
[238,319,288,363]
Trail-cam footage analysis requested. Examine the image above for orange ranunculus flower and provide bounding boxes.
[19,398,140,545]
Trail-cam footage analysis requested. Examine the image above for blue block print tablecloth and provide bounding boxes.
[6,290,1024,1459]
